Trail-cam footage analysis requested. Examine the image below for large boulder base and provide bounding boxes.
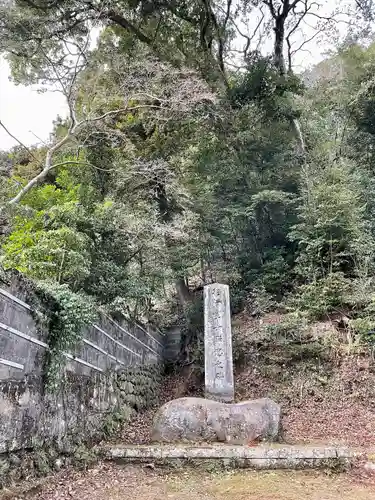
[151,397,281,444]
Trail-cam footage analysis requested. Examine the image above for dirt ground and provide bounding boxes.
[2,463,375,500]
[119,361,375,449]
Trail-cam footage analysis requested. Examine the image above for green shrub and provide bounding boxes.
[264,311,310,341]
[348,317,375,344]
[291,273,351,320]
[245,285,277,316]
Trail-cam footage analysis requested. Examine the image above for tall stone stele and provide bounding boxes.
[204,283,234,403]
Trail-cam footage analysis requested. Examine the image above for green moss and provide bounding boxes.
[72,444,98,470]
[102,405,135,437]
[33,450,51,476]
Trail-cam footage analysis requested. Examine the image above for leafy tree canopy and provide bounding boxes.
[1,0,375,344]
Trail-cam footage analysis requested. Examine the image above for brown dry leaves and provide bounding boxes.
[4,464,375,500]
[240,351,375,448]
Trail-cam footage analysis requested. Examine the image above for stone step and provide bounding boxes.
[103,444,355,470]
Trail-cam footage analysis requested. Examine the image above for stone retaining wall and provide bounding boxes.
[0,276,165,486]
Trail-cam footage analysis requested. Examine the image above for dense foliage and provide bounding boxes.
[1,0,375,360]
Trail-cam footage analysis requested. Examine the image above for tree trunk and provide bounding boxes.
[272,8,305,154]
[153,178,192,306]
[175,277,192,305]
[274,17,287,76]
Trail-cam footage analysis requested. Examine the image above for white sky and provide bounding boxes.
[0,57,67,150]
[0,1,359,151]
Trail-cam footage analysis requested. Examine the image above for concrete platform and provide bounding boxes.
[103,444,355,470]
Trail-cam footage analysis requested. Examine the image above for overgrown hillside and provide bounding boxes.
[1,1,375,403]
[116,308,375,448]
[232,312,375,447]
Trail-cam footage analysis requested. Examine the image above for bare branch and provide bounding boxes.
[82,104,162,125]
[218,3,266,59]
[287,0,311,39]
[28,130,48,145]
[102,9,153,46]
[8,157,115,205]
[286,0,311,71]
[0,120,38,161]
[263,0,277,18]
[6,97,172,205]
[289,26,325,60]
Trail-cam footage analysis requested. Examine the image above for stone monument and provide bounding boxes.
[204,283,234,402]
[151,283,282,444]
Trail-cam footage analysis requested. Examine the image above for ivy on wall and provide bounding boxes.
[0,269,97,391]
[36,282,97,391]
